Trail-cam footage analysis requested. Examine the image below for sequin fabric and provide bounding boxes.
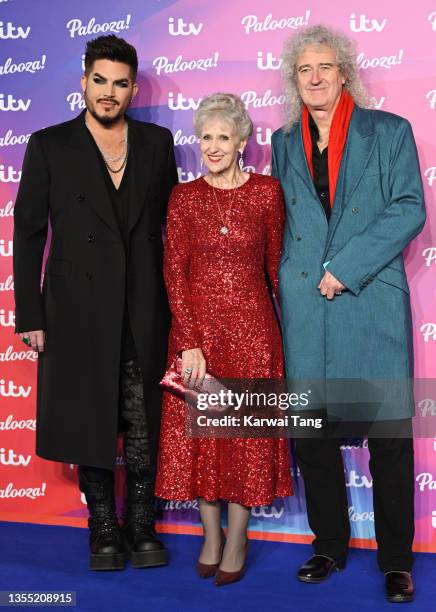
[120,359,155,525]
[155,174,292,506]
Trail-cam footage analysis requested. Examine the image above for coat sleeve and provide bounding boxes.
[160,131,178,223]
[265,180,285,298]
[163,186,201,354]
[326,120,426,295]
[13,133,50,332]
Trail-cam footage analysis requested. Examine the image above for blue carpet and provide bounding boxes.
[0,522,434,611]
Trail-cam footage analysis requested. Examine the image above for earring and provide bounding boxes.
[239,151,244,172]
[200,157,204,169]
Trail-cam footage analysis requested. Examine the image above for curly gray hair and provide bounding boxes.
[193,93,253,141]
[281,24,370,129]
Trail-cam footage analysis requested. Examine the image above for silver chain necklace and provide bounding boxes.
[208,173,242,235]
[85,120,129,173]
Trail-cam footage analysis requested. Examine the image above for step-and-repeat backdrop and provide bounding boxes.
[1,0,435,551]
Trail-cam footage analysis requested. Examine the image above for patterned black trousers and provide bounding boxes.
[79,358,155,521]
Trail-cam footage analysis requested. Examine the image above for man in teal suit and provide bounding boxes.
[272,25,425,603]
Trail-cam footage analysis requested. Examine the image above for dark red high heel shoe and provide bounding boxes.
[196,529,226,578]
[214,540,249,586]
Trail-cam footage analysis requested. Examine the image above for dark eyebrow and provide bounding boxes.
[93,72,129,84]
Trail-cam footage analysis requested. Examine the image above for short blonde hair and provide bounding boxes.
[193,93,253,141]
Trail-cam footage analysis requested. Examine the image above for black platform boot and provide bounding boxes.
[123,472,167,568]
[120,359,167,568]
[78,467,126,571]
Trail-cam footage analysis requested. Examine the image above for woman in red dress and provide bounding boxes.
[155,93,292,585]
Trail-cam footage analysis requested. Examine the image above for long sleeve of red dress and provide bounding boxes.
[163,184,201,355]
[264,180,285,300]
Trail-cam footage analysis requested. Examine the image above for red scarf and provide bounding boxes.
[301,89,354,207]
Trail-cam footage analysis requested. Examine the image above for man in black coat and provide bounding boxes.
[13,35,178,571]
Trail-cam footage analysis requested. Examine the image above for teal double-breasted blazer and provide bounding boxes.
[272,106,426,420]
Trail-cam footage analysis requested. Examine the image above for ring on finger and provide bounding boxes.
[22,336,30,346]
[185,367,193,374]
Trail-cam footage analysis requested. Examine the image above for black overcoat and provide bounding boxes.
[13,111,178,469]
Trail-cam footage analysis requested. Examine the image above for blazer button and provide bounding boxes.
[77,194,85,202]
[85,272,93,280]
[88,234,95,243]
[148,234,157,241]
[295,235,302,241]
[301,271,308,278]
[290,197,296,205]
[352,207,359,214]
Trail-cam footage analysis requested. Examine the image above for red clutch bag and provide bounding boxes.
[159,357,229,412]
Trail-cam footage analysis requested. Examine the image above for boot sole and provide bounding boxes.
[90,552,126,571]
[130,549,168,568]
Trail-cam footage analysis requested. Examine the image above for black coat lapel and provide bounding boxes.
[66,112,120,237]
[126,118,154,234]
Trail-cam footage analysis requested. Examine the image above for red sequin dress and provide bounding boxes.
[155,173,292,506]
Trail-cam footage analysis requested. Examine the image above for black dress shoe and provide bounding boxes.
[298,554,346,583]
[385,571,414,603]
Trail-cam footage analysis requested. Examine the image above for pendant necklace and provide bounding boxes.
[209,173,242,236]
